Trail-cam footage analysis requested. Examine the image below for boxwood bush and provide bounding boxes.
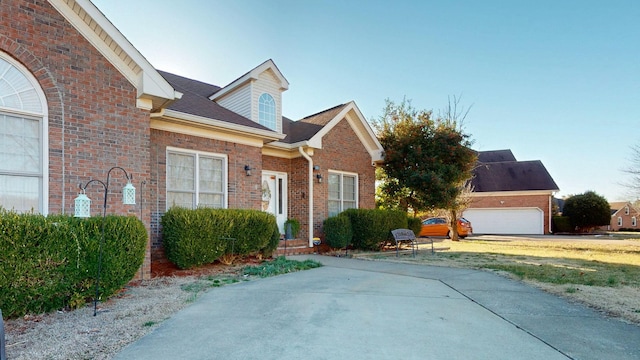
[0,209,147,318]
[339,209,408,250]
[161,207,279,269]
[552,216,573,233]
[323,215,353,249]
[407,216,423,236]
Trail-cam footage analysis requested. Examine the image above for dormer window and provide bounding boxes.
[258,93,276,130]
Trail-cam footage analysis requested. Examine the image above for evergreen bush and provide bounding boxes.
[161,207,279,269]
[0,209,146,318]
[323,215,353,249]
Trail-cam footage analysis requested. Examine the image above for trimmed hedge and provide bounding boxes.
[0,209,147,318]
[161,207,279,269]
[339,209,408,250]
[552,216,573,233]
[323,215,353,249]
[407,217,423,237]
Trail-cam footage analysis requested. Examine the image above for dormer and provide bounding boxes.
[210,59,289,133]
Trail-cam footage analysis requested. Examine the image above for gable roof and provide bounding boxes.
[158,71,273,131]
[477,149,517,163]
[210,59,289,101]
[472,159,559,192]
[281,104,348,144]
[273,102,383,163]
[49,0,180,110]
[610,202,639,216]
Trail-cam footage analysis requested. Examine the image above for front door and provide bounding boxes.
[261,171,287,233]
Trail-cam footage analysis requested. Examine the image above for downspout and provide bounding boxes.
[298,146,314,247]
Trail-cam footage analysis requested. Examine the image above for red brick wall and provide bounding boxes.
[468,194,553,234]
[609,206,640,231]
[311,118,376,237]
[262,119,376,240]
[150,129,263,249]
[1,1,153,278]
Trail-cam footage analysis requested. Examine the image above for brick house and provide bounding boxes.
[463,150,559,234]
[606,202,639,231]
[0,0,383,279]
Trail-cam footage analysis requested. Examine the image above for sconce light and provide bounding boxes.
[316,174,323,183]
[244,165,252,176]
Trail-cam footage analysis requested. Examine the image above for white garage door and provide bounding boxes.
[462,208,544,235]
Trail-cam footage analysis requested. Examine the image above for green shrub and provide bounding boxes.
[161,207,278,269]
[0,209,146,318]
[340,209,408,250]
[407,216,422,236]
[324,215,353,249]
[284,218,300,238]
[552,216,573,233]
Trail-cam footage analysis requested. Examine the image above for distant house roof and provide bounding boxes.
[471,151,559,192]
[609,202,639,216]
[477,149,517,163]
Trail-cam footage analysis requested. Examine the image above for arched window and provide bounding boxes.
[258,93,276,130]
[0,53,48,213]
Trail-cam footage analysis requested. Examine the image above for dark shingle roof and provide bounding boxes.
[157,70,272,132]
[477,149,517,163]
[471,160,559,192]
[280,104,348,144]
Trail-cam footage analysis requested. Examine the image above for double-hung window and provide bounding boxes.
[166,148,226,209]
[0,53,48,214]
[328,171,358,217]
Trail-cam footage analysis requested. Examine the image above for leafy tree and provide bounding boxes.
[373,98,476,240]
[562,191,611,232]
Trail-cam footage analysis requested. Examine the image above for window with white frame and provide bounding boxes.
[328,171,358,217]
[632,217,637,227]
[0,54,47,214]
[617,217,623,227]
[258,93,276,130]
[166,149,226,210]
[625,206,630,215]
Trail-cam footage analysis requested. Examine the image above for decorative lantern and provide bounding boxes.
[122,181,136,205]
[74,191,91,218]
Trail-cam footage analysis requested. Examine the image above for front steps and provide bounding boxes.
[273,238,326,256]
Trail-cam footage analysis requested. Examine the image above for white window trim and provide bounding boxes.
[0,51,48,214]
[328,170,359,216]
[625,206,630,215]
[165,146,228,210]
[617,217,623,227]
[632,217,637,227]
[258,93,276,130]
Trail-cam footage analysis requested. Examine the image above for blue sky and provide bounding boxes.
[93,0,639,201]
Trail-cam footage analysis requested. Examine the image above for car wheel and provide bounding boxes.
[446,231,451,239]
[460,236,466,239]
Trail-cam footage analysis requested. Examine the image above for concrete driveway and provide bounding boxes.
[115,255,640,360]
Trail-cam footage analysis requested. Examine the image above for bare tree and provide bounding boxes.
[622,144,640,200]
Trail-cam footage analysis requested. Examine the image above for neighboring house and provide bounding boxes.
[463,150,559,235]
[0,0,383,279]
[606,202,639,231]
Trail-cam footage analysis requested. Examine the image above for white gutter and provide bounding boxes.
[298,146,314,247]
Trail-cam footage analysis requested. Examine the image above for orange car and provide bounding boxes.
[419,217,472,238]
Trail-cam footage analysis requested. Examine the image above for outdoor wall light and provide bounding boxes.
[316,174,323,183]
[73,166,136,316]
[244,165,252,176]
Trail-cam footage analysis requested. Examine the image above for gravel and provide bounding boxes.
[4,275,231,360]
